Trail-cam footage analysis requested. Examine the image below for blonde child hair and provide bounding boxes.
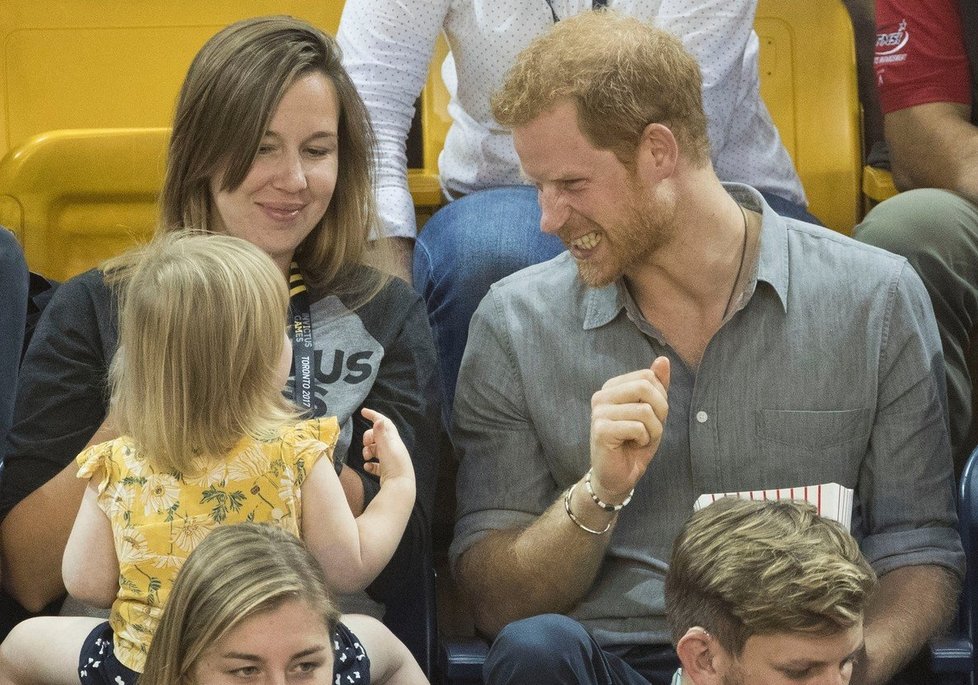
[110,230,299,473]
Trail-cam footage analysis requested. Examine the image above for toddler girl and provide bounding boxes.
[0,232,420,685]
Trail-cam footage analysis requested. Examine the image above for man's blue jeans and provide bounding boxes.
[483,614,678,685]
[414,185,821,422]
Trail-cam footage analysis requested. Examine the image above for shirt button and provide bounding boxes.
[695,410,709,423]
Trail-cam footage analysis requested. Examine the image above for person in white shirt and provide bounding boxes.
[665,498,876,685]
[337,1,816,418]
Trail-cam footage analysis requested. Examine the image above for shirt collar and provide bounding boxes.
[579,183,789,331]
[582,280,626,330]
[725,183,789,312]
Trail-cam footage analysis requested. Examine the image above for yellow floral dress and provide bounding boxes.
[75,416,339,673]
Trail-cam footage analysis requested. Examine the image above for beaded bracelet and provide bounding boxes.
[564,482,613,535]
[584,468,634,512]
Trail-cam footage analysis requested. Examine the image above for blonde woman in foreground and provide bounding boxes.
[143,523,419,684]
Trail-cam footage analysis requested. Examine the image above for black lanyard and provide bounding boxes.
[288,263,316,410]
[545,0,608,23]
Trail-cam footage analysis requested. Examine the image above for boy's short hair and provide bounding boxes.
[665,498,877,656]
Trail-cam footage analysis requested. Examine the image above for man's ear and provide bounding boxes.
[634,122,679,182]
[676,627,724,684]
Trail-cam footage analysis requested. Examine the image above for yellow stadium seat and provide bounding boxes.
[754,0,862,234]
[0,2,443,279]
[0,128,166,281]
[0,2,343,159]
[862,165,899,208]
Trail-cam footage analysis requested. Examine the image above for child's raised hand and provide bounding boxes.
[361,408,415,486]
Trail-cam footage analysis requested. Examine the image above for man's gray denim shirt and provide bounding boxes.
[450,183,964,647]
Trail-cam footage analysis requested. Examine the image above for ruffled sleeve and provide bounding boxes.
[286,417,341,486]
[75,439,118,498]
[75,439,129,519]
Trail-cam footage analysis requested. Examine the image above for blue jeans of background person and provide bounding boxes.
[483,614,678,685]
[414,185,821,424]
[0,229,28,470]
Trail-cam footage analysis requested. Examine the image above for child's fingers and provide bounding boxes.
[363,461,380,475]
[361,408,398,436]
[361,407,386,425]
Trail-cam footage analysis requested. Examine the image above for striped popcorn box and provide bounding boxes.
[693,483,853,529]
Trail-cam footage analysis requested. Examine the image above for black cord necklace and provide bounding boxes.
[545,0,608,23]
[723,204,750,319]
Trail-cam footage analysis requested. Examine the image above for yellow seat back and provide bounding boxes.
[755,0,862,233]
[0,128,167,281]
[0,3,344,159]
[0,3,345,280]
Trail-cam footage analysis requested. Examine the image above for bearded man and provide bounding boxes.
[448,10,963,685]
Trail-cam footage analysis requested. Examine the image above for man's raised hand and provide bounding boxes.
[588,356,670,505]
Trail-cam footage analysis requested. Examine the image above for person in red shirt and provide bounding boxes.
[855,0,978,474]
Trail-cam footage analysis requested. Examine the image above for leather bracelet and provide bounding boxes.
[585,468,634,512]
[564,482,613,535]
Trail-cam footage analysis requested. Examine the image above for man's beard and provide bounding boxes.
[574,187,677,288]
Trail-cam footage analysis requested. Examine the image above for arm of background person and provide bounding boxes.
[347,283,443,606]
[857,565,959,685]
[365,236,416,285]
[875,0,977,201]
[855,263,964,683]
[0,230,28,474]
[0,272,116,612]
[656,0,757,161]
[886,103,978,204]
[338,0,452,244]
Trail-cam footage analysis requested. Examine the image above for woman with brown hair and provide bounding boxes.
[0,15,441,657]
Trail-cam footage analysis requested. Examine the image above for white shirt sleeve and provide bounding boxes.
[654,0,757,161]
[338,0,453,240]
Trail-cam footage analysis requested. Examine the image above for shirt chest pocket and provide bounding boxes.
[752,408,871,486]
[756,408,872,450]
